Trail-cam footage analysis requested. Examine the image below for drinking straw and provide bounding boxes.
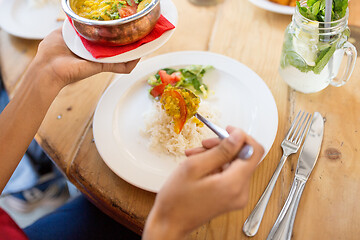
[325,0,333,77]
[325,0,332,23]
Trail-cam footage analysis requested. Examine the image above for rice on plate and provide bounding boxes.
[142,65,219,158]
[143,101,219,156]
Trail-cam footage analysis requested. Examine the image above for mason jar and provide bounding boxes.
[279,1,357,93]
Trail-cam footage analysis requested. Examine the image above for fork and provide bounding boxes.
[242,110,312,237]
[195,113,254,159]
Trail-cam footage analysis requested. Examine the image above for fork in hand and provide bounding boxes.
[242,110,312,237]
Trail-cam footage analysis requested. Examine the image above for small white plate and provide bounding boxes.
[62,0,178,63]
[248,0,295,15]
[93,51,278,192]
[0,0,64,39]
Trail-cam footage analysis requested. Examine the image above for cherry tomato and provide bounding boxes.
[150,83,166,98]
[150,70,181,98]
[159,70,180,85]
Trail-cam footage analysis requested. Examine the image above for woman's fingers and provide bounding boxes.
[100,58,140,73]
[185,147,206,157]
[183,126,264,181]
[185,129,246,178]
[202,138,220,149]
[201,126,237,149]
[202,136,264,210]
[221,135,265,182]
[185,137,220,157]
[242,135,265,170]
[226,126,237,133]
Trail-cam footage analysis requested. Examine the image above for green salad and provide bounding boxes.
[281,0,349,74]
[147,65,213,99]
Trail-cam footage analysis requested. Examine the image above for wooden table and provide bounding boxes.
[1,0,360,239]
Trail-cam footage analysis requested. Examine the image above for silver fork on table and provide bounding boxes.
[243,110,312,237]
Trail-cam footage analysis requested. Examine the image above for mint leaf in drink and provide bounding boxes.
[297,0,348,21]
[333,0,348,20]
[319,0,326,9]
[313,43,337,74]
[297,1,315,20]
[311,1,321,16]
[307,0,317,7]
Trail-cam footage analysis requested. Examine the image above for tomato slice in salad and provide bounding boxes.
[159,70,181,85]
[160,89,187,134]
[150,83,166,98]
[150,70,181,98]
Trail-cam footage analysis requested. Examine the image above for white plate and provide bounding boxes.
[93,51,278,192]
[0,0,63,39]
[62,0,178,63]
[248,0,295,15]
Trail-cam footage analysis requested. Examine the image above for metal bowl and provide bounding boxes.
[62,0,161,46]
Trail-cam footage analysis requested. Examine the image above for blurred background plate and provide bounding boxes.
[248,0,295,15]
[0,0,64,39]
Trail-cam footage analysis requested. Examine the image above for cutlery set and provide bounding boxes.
[243,111,325,239]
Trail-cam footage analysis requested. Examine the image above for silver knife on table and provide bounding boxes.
[267,112,324,240]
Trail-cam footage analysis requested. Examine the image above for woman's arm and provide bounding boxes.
[0,61,61,193]
[0,28,139,193]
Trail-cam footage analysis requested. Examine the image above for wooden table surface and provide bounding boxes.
[1,0,360,239]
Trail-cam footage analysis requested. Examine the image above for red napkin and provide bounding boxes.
[69,15,175,59]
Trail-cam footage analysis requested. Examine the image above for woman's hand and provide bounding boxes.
[143,126,264,240]
[28,28,139,90]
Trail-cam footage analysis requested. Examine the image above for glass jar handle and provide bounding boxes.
[330,42,357,87]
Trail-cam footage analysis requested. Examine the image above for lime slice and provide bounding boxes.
[292,22,319,67]
[282,51,312,73]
